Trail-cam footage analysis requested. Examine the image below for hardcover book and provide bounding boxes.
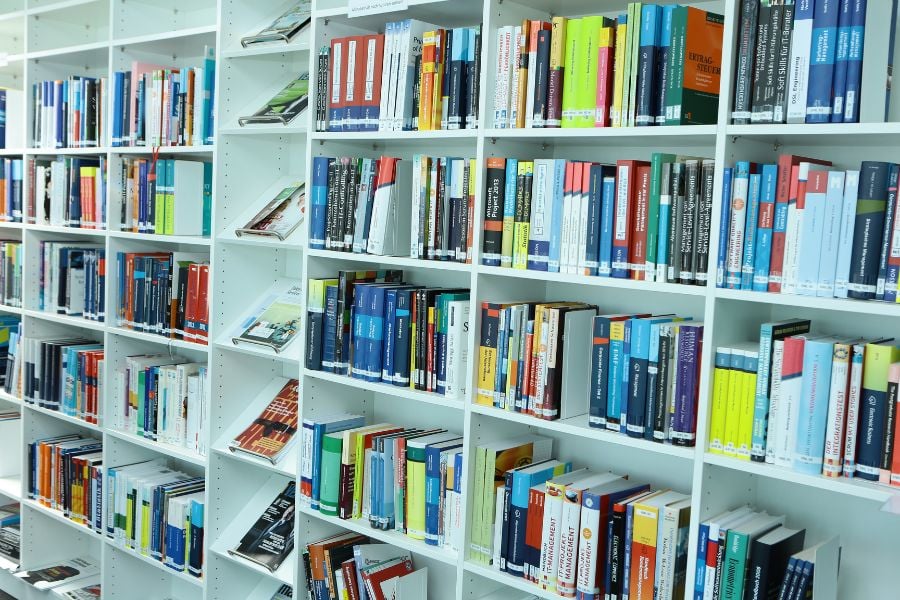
[233,283,303,353]
[235,183,306,241]
[228,379,300,464]
[239,73,310,125]
[241,1,312,47]
[229,483,296,572]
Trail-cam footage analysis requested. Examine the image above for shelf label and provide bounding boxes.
[348,0,408,17]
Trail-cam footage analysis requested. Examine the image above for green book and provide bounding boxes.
[202,162,212,237]
[318,432,343,516]
[560,18,582,128]
[574,16,604,127]
[647,153,676,279]
[164,159,176,235]
[154,159,169,235]
[468,445,486,562]
[626,3,643,127]
[721,513,785,600]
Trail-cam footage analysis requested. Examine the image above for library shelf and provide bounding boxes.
[296,505,459,566]
[212,337,302,365]
[0,304,23,315]
[220,36,311,59]
[303,368,466,411]
[23,224,107,237]
[23,309,105,332]
[26,0,101,16]
[311,129,479,142]
[211,445,297,479]
[469,403,696,461]
[215,232,303,250]
[0,149,25,157]
[106,230,214,247]
[713,288,900,317]
[111,145,217,155]
[462,562,562,600]
[110,24,218,48]
[0,390,20,406]
[23,402,101,432]
[483,123,718,142]
[217,124,308,136]
[107,326,210,352]
[0,475,20,501]
[104,539,205,588]
[21,498,99,535]
[25,40,110,60]
[24,147,111,156]
[209,546,294,588]
[307,248,473,272]
[105,429,208,467]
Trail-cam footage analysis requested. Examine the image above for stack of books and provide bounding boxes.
[482,155,717,285]
[0,241,22,307]
[0,502,19,567]
[717,159,900,303]
[32,78,106,149]
[112,356,208,455]
[731,0,873,125]
[299,415,464,552]
[114,252,209,343]
[110,50,216,147]
[28,156,106,229]
[317,24,481,132]
[38,242,106,321]
[305,271,471,398]
[492,5,724,129]
[105,460,205,577]
[27,435,103,532]
[0,159,22,222]
[118,157,212,236]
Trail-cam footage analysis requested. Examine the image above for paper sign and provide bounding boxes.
[348,0,408,18]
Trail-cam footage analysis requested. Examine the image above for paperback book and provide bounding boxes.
[14,556,99,590]
[241,1,312,47]
[233,282,303,353]
[229,379,300,464]
[239,74,310,125]
[230,482,296,572]
[235,183,306,241]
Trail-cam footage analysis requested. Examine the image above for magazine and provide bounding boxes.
[228,379,300,464]
[233,283,303,353]
[235,183,305,241]
[241,1,312,47]
[239,74,309,125]
[229,483,296,572]
[53,578,101,599]
[14,556,99,590]
[270,584,293,599]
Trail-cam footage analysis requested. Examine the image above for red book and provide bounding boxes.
[630,165,652,280]
[184,262,201,341]
[612,160,649,278]
[523,484,545,582]
[360,34,385,132]
[889,363,900,487]
[197,264,210,343]
[594,26,616,127]
[341,559,361,600]
[361,557,414,600]
[768,154,831,292]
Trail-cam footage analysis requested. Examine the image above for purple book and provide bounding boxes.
[672,322,704,446]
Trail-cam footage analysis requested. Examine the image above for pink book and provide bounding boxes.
[886,362,900,485]
[594,28,615,128]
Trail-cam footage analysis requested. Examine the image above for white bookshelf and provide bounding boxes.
[0,0,896,598]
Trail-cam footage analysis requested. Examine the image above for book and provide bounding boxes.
[233,282,303,353]
[235,183,306,241]
[229,482,296,572]
[239,73,310,125]
[14,556,99,590]
[241,1,312,47]
[228,379,300,464]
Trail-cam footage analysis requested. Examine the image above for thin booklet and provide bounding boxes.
[233,281,303,353]
[241,1,312,47]
[228,379,300,465]
[239,73,309,126]
[229,482,296,573]
[14,556,99,590]
[235,183,305,241]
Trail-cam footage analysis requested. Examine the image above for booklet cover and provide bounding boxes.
[233,283,303,353]
[235,183,305,241]
[228,379,300,464]
[14,556,99,590]
[53,578,101,599]
[239,74,310,125]
[229,483,296,572]
[241,1,312,47]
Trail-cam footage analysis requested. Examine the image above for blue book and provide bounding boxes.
[606,319,628,431]
[589,316,620,429]
[494,307,510,408]
[392,288,414,386]
[793,337,837,474]
[322,283,339,372]
[382,288,399,383]
[727,162,752,289]
[364,284,392,383]
[111,72,122,146]
[351,283,371,379]
[817,171,847,297]
[188,499,204,576]
[583,164,606,276]
[806,0,840,123]
[547,159,566,273]
[716,168,733,288]
[626,316,672,438]
[753,165,778,291]
[830,0,854,122]
[424,439,463,546]
[599,175,617,277]
[502,159,518,268]
[618,319,634,430]
[310,156,331,250]
[635,5,661,126]
[694,521,709,600]
[848,162,893,300]
[842,0,868,122]
[741,174,762,290]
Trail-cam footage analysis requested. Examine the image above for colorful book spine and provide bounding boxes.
[752,164,778,291]
[830,0,854,122]
[500,159,518,268]
[856,343,900,480]
[716,168,733,288]
[848,161,892,300]
[793,338,836,474]
[740,174,761,290]
[726,162,751,289]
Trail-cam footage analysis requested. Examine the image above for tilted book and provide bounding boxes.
[14,556,99,590]
[235,183,305,241]
[229,379,300,464]
[240,1,312,47]
[229,482,296,572]
[239,73,310,125]
[233,282,303,353]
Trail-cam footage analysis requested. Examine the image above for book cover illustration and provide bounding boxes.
[228,379,300,464]
[239,74,310,125]
[233,284,303,353]
[14,556,99,590]
[236,183,306,241]
[241,1,312,47]
[229,483,296,572]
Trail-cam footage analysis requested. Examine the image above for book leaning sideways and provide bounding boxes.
[241,1,312,47]
[235,183,306,241]
[239,73,310,126]
[228,379,300,465]
[233,282,303,353]
[229,482,296,572]
[14,556,99,590]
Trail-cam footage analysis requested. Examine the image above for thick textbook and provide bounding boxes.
[233,283,303,353]
[241,1,312,47]
[239,74,310,125]
[235,183,305,240]
[14,556,99,590]
[230,482,296,572]
[229,379,300,464]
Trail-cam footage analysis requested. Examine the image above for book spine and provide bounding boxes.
[773,2,796,123]
[877,166,900,300]
[848,162,892,300]
[830,0,854,122]
[749,3,773,123]
[842,0,867,122]
[635,6,660,126]
[726,162,750,288]
[786,0,816,123]
[806,0,840,123]
[793,340,835,474]
[695,160,716,285]
[857,344,895,480]
[482,158,506,266]
[545,18,566,128]
[823,342,852,477]
[732,0,760,123]
[532,29,552,128]
[741,174,762,290]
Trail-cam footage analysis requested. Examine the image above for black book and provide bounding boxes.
[679,160,700,284]
[532,29,551,127]
[652,325,673,441]
[694,159,716,285]
[86,79,98,147]
[883,373,900,475]
[750,2,772,123]
[747,526,806,600]
[466,26,481,129]
[447,30,465,129]
[229,482,296,573]
[772,1,795,123]
[440,30,453,130]
[732,0,760,124]
[482,158,506,266]
[666,161,685,282]
[848,162,894,300]
[757,1,784,123]
[325,160,338,249]
[343,158,359,251]
[410,54,422,130]
[122,70,132,143]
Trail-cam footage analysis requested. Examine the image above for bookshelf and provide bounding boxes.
[0,0,895,599]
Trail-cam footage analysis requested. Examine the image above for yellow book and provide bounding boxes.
[722,344,751,457]
[430,30,445,130]
[630,490,684,599]
[154,160,166,234]
[707,347,731,454]
[625,3,643,127]
[141,499,152,555]
[611,17,628,127]
[512,161,533,269]
[476,303,505,406]
[419,31,438,130]
[547,17,568,128]
[560,18,582,127]
[575,16,604,127]
[737,348,760,461]
[352,424,399,519]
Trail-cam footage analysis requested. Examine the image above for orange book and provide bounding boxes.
[666,7,724,125]
[628,491,685,600]
[630,165,652,281]
[419,31,438,130]
[430,29,446,131]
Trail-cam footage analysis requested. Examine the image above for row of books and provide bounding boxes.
[305,271,471,398]
[310,154,476,263]
[105,459,205,577]
[320,24,481,132]
[694,506,838,600]
[718,159,900,302]
[493,5,724,129]
[731,0,870,125]
[0,241,21,308]
[0,501,18,568]
[0,318,17,391]
[119,157,212,236]
[38,243,106,321]
[471,435,693,600]
[0,159,22,223]
[28,156,106,229]
[483,155,716,285]
[303,537,426,600]
[112,356,208,456]
[9,333,104,425]
[110,51,216,147]
[32,78,106,150]
[27,435,102,532]
[114,252,210,343]
[711,320,900,483]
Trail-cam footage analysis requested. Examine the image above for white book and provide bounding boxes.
[394,567,428,600]
[538,468,588,589]
[782,163,822,294]
[493,27,512,128]
[524,27,538,129]
[795,168,829,296]
[774,334,826,468]
[410,154,423,258]
[560,174,575,273]
[834,170,860,298]
[367,160,411,255]
[725,171,749,287]
[842,342,866,476]
[527,159,555,271]
[785,3,815,124]
[656,498,692,600]
[378,21,396,131]
[816,171,847,297]
[395,20,436,130]
[572,175,589,274]
[170,160,204,235]
[491,485,506,569]
[764,340,785,464]
[508,27,523,128]
[445,299,470,398]
[822,341,852,477]
[352,158,375,253]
